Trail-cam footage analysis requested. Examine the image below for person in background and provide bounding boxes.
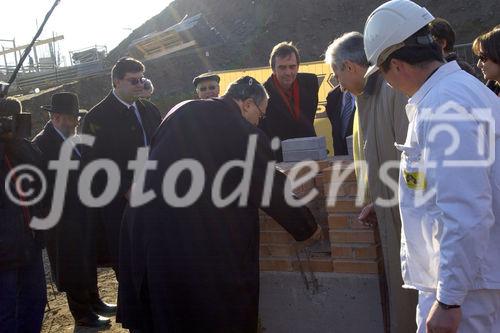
[193,73,221,99]
[325,31,415,332]
[259,42,319,156]
[473,26,500,96]
[429,17,475,74]
[0,97,47,332]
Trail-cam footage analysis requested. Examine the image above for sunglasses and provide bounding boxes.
[198,85,218,92]
[126,77,147,85]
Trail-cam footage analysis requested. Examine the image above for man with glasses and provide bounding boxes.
[81,58,161,324]
[193,72,220,99]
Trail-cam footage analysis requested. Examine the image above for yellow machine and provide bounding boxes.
[213,61,337,155]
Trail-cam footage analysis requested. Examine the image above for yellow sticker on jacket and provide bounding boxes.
[403,170,427,190]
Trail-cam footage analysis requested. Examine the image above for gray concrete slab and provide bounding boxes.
[259,272,384,333]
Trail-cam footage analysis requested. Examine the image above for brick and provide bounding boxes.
[260,231,295,244]
[353,245,380,260]
[260,258,294,271]
[330,230,376,244]
[350,218,372,230]
[260,219,286,231]
[333,260,379,274]
[293,258,334,272]
[323,163,357,183]
[324,181,358,198]
[327,215,350,229]
[327,199,362,213]
[331,246,354,259]
[260,244,295,257]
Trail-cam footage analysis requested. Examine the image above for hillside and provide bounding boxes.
[22,0,498,131]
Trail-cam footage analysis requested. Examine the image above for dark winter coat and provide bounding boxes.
[117,96,318,332]
[81,92,161,268]
[32,121,93,291]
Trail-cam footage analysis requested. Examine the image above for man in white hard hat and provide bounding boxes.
[363,1,500,332]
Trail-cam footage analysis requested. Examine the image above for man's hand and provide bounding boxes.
[358,202,378,227]
[426,301,461,333]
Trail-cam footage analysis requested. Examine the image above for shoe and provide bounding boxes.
[75,314,111,328]
[91,298,117,317]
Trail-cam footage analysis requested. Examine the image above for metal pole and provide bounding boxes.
[4,0,61,96]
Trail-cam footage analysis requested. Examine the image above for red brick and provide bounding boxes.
[327,199,363,213]
[324,181,358,198]
[260,231,295,244]
[260,244,295,257]
[333,260,379,274]
[331,246,354,259]
[350,218,372,230]
[330,230,376,244]
[260,219,286,231]
[353,245,380,260]
[260,258,294,271]
[323,163,357,183]
[294,258,334,272]
[327,215,350,229]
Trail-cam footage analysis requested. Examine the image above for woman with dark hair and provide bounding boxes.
[473,27,500,96]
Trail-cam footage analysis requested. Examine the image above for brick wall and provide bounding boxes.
[259,158,382,275]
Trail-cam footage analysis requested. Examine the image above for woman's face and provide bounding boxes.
[477,46,500,82]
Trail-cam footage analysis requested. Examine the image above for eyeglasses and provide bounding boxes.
[253,99,266,120]
[198,85,218,92]
[126,77,147,85]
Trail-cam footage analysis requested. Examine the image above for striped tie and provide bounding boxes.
[340,92,355,138]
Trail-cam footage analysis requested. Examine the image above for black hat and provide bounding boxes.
[41,92,87,117]
[192,73,220,87]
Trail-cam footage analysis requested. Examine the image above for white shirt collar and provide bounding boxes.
[409,61,462,106]
[113,89,137,110]
[52,122,67,141]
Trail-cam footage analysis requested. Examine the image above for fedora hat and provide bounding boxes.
[41,92,87,117]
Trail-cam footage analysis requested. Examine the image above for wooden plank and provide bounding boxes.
[0,35,64,56]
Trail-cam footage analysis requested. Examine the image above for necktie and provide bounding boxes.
[340,92,355,138]
[129,105,148,145]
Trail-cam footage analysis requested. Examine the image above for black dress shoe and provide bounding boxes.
[91,299,117,317]
[75,314,111,328]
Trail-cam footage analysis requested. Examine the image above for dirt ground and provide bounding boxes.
[41,252,127,333]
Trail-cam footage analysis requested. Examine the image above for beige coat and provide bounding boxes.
[354,72,417,333]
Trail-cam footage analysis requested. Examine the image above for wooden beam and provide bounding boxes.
[0,35,64,56]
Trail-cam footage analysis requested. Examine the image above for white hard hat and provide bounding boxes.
[363,0,434,77]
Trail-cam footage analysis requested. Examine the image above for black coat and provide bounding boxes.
[259,73,319,143]
[117,97,318,332]
[325,86,355,156]
[81,92,161,267]
[0,140,44,271]
[32,122,93,291]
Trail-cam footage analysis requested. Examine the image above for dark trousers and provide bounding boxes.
[66,287,100,320]
[0,247,47,333]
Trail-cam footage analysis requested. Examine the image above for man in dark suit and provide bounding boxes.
[33,92,112,328]
[82,58,161,278]
[325,85,355,155]
[117,76,319,332]
[258,42,319,157]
